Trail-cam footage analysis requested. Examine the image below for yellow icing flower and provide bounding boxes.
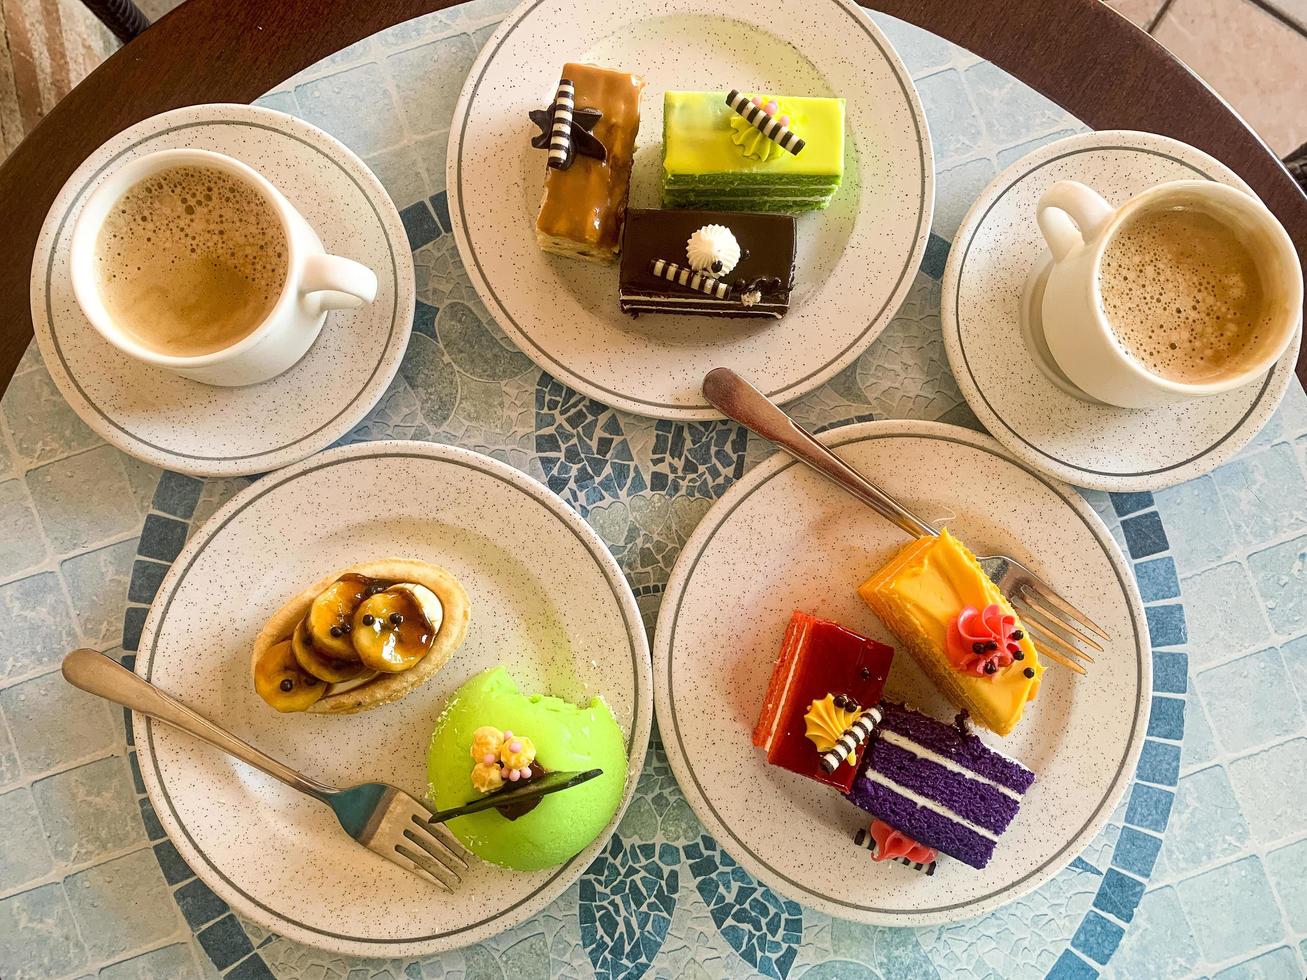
[499,731,536,771]
[804,694,862,762]
[728,94,792,162]
[469,725,504,765]
[471,761,504,793]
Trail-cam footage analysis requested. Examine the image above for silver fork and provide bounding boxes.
[702,369,1109,674]
[65,649,485,890]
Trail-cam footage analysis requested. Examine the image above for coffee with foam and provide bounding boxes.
[1097,202,1274,385]
[94,165,287,358]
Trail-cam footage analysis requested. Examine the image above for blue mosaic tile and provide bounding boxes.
[1283,634,1307,706]
[153,839,193,886]
[1151,651,1187,694]
[225,954,277,980]
[1182,562,1267,666]
[98,943,202,980]
[174,878,228,930]
[1176,857,1283,963]
[1212,947,1299,980]
[1124,784,1173,833]
[920,232,950,280]
[400,200,442,250]
[1153,475,1234,575]
[0,882,88,978]
[1134,557,1179,603]
[430,190,452,233]
[912,70,983,165]
[962,60,1069,146]
[1071,911,1124,965]
[123,605,147,652]
[579,834,678,978]
[150,471,203,519]
[65,849,177,962]
[1109,491,1154,517]
[1146,696,1184,741]
[0,571,80,680]
[1135,740,1180,786]
[536,377,645,515]
[138,796,165,841]
[1108,886,1200,979]
[138,514,188,563]
[413,299,439,339]
[648,420,748,499]
[1247,534,1307,635]
[1197,648,1302,753]
[1266,838,1307,932]
[690,835,801,979]
[1121,512,1168,559]
[1144,606,1186,649]
[128,558,169,604]
[1092,870,1145,924]
[32,757,144,865]
[1111,827,1162,878]
[1212,443,1307,542]
[197,915,254,971]
[0,788,53,891]
[293,63,404,157]
[128,750,145,793]
[1046,949,1098,980]
[1227,738,1307,844]
[0,668,116,773]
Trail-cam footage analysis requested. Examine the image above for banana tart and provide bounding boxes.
[252,559,470,714]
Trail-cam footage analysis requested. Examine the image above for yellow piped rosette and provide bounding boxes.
[803,694,862,764]
[728,94,793,162]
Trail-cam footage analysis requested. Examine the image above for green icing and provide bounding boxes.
[427,667,627,871]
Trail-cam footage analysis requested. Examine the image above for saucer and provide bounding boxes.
[448,0,933,419]
[30,104,415,477]
[653,419,1149,925]
[135,440,652,957]
[940,130,1301,492]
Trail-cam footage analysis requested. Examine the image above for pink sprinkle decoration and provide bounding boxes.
[503,730,513,738]
[764,100,778,115]
[508,769,521,781]
[509,740,522,752]
[750,95,761,106]
[481,752,496,764]
[778,115,790,127]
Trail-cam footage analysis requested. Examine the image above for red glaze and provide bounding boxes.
[753,611,895,792]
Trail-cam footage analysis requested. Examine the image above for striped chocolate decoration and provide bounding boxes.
[725,89,805,155]
[819,705,882,773]
[650,258,732,300]
[853,828,938,875]
[547,79,575,169]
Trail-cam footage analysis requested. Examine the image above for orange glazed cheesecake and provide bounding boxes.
[859,529,1042,736]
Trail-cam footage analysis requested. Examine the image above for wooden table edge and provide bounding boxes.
[1,0,1303,392]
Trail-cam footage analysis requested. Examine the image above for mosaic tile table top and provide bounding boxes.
[1,5,1305,979]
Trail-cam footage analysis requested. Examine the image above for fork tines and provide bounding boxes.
[1011,587,1102,676]
[377,794,471,892]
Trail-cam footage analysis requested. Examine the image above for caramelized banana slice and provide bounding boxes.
[351,583,443,673]
[305,574,373,660]
[292,618,367,684]
[254,639,325,712]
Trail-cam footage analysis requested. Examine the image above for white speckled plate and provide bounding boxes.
[30,104,415,478]
[134,441,652,957]
[653,419,1149,925]
[448,0,933,419]
[941,130,1301,492]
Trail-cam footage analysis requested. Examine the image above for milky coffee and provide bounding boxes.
[94,165,287,358]
[1097,203,1271,385]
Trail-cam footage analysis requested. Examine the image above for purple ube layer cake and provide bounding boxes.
[844,701,1034,869]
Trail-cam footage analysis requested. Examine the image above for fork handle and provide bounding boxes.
[62,649,336,802]
[703,368,939,540]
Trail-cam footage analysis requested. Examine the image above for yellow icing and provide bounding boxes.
[859,529,1043,736]
[728,95,789,161]
[803,694,862,761]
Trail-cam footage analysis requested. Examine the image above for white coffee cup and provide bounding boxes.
[1035,179,1302,408]
[70,148,378,387]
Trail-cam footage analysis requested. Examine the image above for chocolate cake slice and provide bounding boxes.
[844,701,1034,869]
[619,208,795,318]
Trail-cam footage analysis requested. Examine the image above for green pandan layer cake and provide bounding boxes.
[662,91,844,212]
[428,667,627,871]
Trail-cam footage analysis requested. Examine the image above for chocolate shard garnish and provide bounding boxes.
[529,98,606,171]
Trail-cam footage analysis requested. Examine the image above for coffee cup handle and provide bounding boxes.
[1037,181,1116,262]
[301,253,379,311]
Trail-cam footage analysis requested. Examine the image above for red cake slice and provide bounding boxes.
[753,610,895,792]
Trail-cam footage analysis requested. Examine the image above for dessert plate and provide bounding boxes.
[448,0,933,419]
[941,130,1301,492]
[134,441,652,957]
[30,104,415,477]
[653,419,1149,926]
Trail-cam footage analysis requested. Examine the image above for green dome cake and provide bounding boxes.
[427,666,627,871]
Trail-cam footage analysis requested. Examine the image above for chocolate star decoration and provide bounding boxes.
[529,105,606,169]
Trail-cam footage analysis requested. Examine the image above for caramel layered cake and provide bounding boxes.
[845,701,1034,869]
[619,209,796,318]
[860,530,1043,736]
[530,63,645,263]
[753,611,895,793]
[662,90,844,212]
